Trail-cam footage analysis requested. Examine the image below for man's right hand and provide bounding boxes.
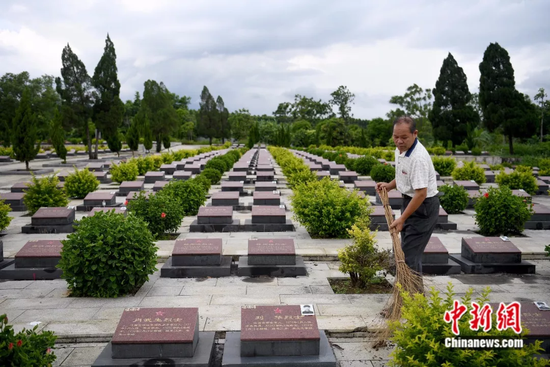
[376,182,391,193]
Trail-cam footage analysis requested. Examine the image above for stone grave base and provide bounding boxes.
[434,222,458,230]
[524,221,550,230]
[161,256,232,278]
[237,256,307,277]
[0,264,62,280]
[449,254,536,274]
[369,222,389,231]
[422,259,462,275]
[222,331,336,367]
[0,259,15,270]
[190,219,295,233]
[92,332,215,367]
[76,203,122,212]
[21,224,75,234]
[207,203,253,211]
[5,204,26,212]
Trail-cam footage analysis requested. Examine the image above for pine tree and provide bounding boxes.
[126,119,140,157]
[143,117,153,152]
[50,108,67,163]
[92,34,124,158]
[479,43,525,154]
[198,86,219,145]
[216,96,230,143]
[55,44,94,159]
[12,88,40,170]
[430,53,479,146]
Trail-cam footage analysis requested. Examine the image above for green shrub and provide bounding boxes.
[354,156,379,175]
[496,171,538,195]
[0,199,13,232]
[455,144,469,154]
[474,186,533,236]
[0,314,57,367]
[151,155,163,170]
[539,158,550,175]
[220,154,235,169]
[431,156,457,176]
[127,191,185,236]
[58,211,157,297]
[428,146,446,155]
[23,174,68,215]
[370,164,395,183]
[161,180,207,216]
[201,168,222,185]
[338,217,391,288]
[471,147,482,155]
[334,153,348,164]
[110,161,139,183]
[439,184,468,214]
[269,147,316,188]
[225,149,241,163]
[344,158,356,171]
[205,157,228,174]
[388,285,548,367]
[161,152,174,164]
[291,177,370,238]
[64,168,100,198]
[452,161,486,185]
[515,165,532,173]
[192,175,212,194]
[132,156,155,175]
[490,164,504,171]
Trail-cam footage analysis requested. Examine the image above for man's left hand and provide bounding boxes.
[389,217,404,233]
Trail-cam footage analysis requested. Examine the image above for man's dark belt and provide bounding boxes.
[402,194,437,201]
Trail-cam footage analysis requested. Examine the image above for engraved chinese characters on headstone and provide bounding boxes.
[462,237,521,264]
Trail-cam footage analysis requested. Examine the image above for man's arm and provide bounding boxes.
[389,187,427,232]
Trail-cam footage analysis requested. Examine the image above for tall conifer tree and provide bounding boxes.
[12,88,40,170]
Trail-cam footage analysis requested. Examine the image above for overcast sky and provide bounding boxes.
[1,0,549,119]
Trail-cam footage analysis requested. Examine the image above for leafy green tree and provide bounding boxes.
[317,118,347,146]
[216,96,230,143]
[258,121,278,144]
[198,86,219,145]
[143,117,153,152]
[291,94,333,123]
[56,44,95,159]
[430,53,479,147]
[366,118,392,147]
[12,88,40,170]
[50,108,67,163]
[138,80,179,152]
[329,85,355,123]
[92,34,124,157]
[273,102,293,124]
[229,108,255,141]
[0,72,30,146]
[534,88,548,142]
[479,42,535,154]
[291,119,312,133]
[126,118,139,156]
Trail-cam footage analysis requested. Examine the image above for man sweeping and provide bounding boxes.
[376,116,439,293]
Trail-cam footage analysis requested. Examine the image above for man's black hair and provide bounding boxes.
[393,116,416,133]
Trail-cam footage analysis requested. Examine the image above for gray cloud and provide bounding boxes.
[0,0,548,119]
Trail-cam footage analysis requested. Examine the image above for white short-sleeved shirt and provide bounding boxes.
[395,139,438,198]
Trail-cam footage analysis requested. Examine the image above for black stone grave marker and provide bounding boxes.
[0,240,63,280]
[525,204,550,230]
[153,180,170,192]
[421,237,461,275]
[11,182,30,193]
[251,206,285,224]
[160,164,177,175]
[338,171,358,183]
[254,182,277,192]
[118,181,144,196]
[255,171,275,182]
[0,192,26,211]
[252,192,281,206]
[211,191,240,206]
[144,171,166,184]
[173,170,193,181]
[197,206,233,224]
[22,207,75,233]
[353,180,376,196]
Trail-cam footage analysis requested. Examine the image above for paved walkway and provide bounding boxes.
[0,148,549,366]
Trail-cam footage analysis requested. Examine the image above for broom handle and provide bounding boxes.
[379,188,406,262]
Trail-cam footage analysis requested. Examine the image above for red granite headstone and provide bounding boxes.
[461,237,521,264]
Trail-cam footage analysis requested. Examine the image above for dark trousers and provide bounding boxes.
[400,195,440,274]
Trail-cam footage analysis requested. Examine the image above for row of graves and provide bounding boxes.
[0,147,124,164]
[91,305,337,366]
[188,148,296,233]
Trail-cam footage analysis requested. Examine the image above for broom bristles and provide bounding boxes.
[372,188,423,348]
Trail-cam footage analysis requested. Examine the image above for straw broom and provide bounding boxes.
[373,187,423,347]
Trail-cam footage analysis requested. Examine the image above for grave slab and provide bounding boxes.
[111,308,199,359]
[316,171,330,180]
[83,192,117,206]
[0,155,12,162]
[189,219,242,233]
[518,302,550,353]
[0,240,63,280]
[254,182,277,192]
[255,172,275,182]
[87,163,105,172]
[251,206,286,224]
[173,170,193,181]
[453,180,480,191]
[118,181,144,196]
[422,237,461,275]
[160,164,177,175]
[252,192,281,206]
[184,164,201,174]
[449,254,536,274]
[228,172,248,182]
[10,182,30,193]
[353,180,376,196]
[161,256,232,278]
[233,163,251,172]
[126,191,153,202]
[222,182,245,194]
[21,207,75,234]
[248,239,295,265]
[525,204,550,230]
[0,192,26,211]
[239,305,320,357]
[212,192,240,207]
[511,189,531,201]
[375,190,402,209]
[329,164,346,176]
[153,180,170,192]
[237,256,306,277]
[172,238,222,266]
[461,237,521,264]
[338,171,358,183]
[144,171,166,184]
[484,171,496,183]
[368,205,394,231]
[536,179,549,195]
[197,206,234,224]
